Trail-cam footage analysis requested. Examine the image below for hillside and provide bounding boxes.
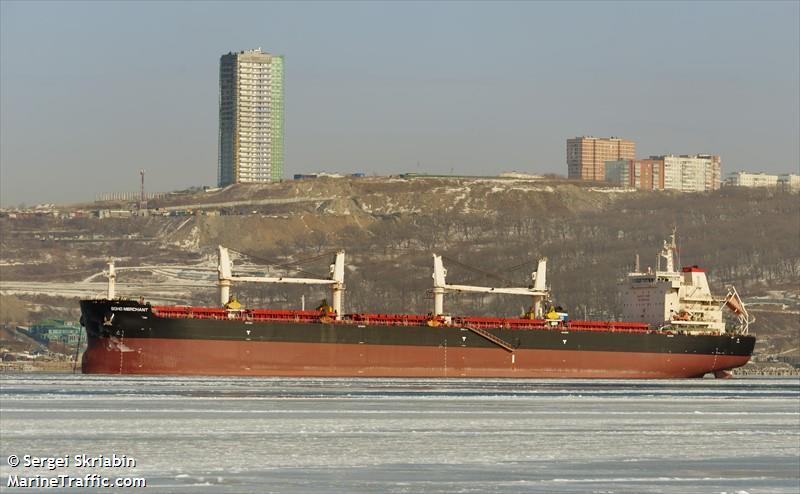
[1,176,798,356]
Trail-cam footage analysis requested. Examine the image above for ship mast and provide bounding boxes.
[432,254,549,318]
[659,229,678,273]
[104,259,116,299]
[217,246,346,320]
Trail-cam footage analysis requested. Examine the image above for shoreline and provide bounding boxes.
[2,362,797,377]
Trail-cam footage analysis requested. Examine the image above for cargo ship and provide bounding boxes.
[80,233,755,378]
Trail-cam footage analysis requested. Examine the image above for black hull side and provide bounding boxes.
[80,299,756,357]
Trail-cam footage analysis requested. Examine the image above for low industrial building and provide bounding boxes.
[726,171,800,190]
[28,320,83,346]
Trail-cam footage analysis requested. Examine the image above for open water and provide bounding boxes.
[0,374,798,493]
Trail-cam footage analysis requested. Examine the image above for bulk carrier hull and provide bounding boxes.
[80,300,755,379]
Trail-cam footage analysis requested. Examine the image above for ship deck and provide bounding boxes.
[150,306,661,335]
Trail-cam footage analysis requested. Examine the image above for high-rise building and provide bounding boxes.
[567,137,635,181]
[218,48,284,187]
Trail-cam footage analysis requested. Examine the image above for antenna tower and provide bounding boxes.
[139,169,148,213]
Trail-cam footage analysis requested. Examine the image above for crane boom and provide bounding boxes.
[432,254,549,318]
[218,246,346,319]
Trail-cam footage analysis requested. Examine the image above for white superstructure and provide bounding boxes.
[620,231,750,334]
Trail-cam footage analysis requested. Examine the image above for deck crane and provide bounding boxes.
[217,246,346,320]
[432,255,549,319]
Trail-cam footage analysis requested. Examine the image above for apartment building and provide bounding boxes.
[605,159,665,190]
[218,48,285,187]
[658,155,721,192]
[606,154,721,192]
[567,137,635,181]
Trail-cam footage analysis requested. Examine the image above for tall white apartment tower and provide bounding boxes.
[218,49,284,186]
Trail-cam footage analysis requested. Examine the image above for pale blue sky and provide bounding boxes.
[1,0,798,206]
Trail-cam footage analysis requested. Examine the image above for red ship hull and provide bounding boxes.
[80,300,755,379]
[82,336,751,379]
